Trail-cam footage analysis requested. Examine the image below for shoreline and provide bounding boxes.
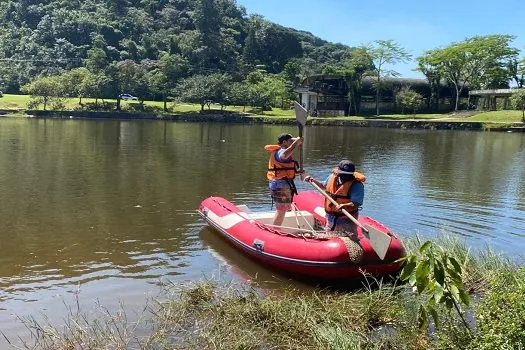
[4,109,525,132]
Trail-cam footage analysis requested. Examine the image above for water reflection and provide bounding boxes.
[0,119,523,338]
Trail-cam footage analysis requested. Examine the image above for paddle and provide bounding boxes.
[294,102,307,179]
[308,181,392,260]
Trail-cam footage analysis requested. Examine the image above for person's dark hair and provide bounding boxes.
[277,133,293,144]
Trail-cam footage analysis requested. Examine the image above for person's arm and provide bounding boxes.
[304,176,323,188]
[304,174,330,189]
[280,137,303,160]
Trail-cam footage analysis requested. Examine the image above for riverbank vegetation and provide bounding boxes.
[5,235,524,349]
[2,93,525,127]
[1,0,525,119]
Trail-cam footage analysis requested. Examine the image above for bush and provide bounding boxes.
[0,90,3,97]
[467,269,525,350]
[396,88,423,114]
[510,89,525,122]
[122,103,163,113]
[81,101,117,111]
[50,99,66,110]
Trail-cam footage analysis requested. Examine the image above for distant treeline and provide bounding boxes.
[1,0,524,114]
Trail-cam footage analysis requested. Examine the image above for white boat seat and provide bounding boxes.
[247,210,316,232]
[237,204,253,213]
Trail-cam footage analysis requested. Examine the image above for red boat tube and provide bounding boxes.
[198,191,405,280]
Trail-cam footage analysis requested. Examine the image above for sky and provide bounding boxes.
[236,0,525,78]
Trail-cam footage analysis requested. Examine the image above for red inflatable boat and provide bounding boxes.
[198,191,406,280]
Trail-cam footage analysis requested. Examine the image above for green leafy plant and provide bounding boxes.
[510,89,525,122]
[398,240,471,334]
[467,269,525,350]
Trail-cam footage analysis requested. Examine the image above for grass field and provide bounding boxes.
[464,110,524,123]
[0,94,295,116]
[1,94,523,123]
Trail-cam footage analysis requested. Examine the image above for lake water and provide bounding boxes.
[0,118,523,341]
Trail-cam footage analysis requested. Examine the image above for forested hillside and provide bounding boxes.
[0,0,349,93]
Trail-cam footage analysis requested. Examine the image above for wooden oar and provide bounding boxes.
[308,181,392,260]
[294,102,307,179]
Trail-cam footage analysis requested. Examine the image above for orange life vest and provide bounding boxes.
[265,144,297,181]
[324,172,366,216]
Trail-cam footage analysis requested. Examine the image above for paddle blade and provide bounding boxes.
[363,224,392,260]
[294,101,308,127]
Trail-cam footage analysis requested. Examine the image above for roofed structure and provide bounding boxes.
[295,75,469,116]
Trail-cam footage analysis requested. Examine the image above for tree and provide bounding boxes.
[510,89,525,122]
[416,52,443,110]
[228,82,251,111]
[367,40,411,116]
[178,73,231,111]
[80,71,107,105]
[418,35,518,111]
[245,70,288,111]
[396,88,423,114]
[0,0,359,95]
[59,68,91,104]
[321,47,373,115]
[21,75,64,111]
[148,54,188,111]
[148,69,169,111]
[507,58,524,88]
[242,25,259,67]
[282,58,302,87]
[195,0,221,70]
[110,60,148,110]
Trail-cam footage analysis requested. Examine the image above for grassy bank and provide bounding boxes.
[0,94,295,117]
[1,94,524,128]
[6,236,524,350]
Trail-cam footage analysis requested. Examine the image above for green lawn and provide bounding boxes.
[0,94,30,109]
[0,94,295,116]
[1,94,523,123]
[465,110,524,123]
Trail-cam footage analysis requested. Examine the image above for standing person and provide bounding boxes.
[265,133,304,226]
[304,160,365,233]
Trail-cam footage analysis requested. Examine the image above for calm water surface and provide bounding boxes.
[0,118,524,340]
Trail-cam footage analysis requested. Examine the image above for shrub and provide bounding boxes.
[467,269,525,350]
[396,88,423,114]
[510,89,525,122]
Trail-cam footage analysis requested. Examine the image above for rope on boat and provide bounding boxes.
[339,236,364,263]
[254,222,323,241]
[291,203,316,232]
[212,198,233,212]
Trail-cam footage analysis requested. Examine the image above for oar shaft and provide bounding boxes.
[298,125,304,176]
[309,181,369,233]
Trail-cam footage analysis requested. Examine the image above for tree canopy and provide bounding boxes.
[416,35,519,111]
[0,0,354,93]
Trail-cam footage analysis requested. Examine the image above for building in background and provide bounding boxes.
[295,75,470,116]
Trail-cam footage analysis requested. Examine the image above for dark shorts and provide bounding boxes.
[271,186,293,211]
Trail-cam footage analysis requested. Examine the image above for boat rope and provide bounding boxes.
[211,198,233,212]
[254,222,324,241]
[291,203,316,232]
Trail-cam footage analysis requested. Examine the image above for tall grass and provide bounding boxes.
[3,235,522,350]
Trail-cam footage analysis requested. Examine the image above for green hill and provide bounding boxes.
[0,0,350,93]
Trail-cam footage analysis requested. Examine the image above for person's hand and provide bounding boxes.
[338,202,356,210]
[304,175,313,183]
[293,137,304,146]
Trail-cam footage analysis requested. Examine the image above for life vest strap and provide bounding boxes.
[268,166,296,172]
